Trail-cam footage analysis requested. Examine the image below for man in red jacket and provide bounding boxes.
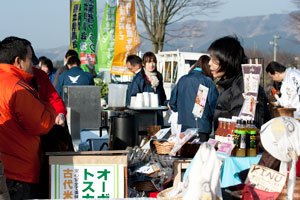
[0,36,56,199]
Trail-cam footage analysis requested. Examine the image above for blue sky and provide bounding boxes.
[0,0,297,50]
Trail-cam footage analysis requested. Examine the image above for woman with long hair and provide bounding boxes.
[128,52,166,126]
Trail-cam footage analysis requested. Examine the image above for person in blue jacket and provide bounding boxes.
[127,52,167,126]
[56,56,94,97]
[40,58,56,84]
[168,55,219,141]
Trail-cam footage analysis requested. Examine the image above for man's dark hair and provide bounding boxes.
[126,55,142,67]
[65,49,78,59]
[208,35,248,79]
[266,61,286,75]
[67,56,81,66]
[0,36,31,65]
[41,58,54,72]
[39,56,47,63]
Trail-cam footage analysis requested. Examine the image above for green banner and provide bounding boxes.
[70,1,81,50]
[77,0,98,75]
[97,0,117,70]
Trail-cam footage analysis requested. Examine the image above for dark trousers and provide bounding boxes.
[198,132,210,142]
[6,179,38,200]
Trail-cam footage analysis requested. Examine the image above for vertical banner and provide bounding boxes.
[70,1,81,50]
[111,0,140,75]
[78,0,98,75]
[97,0,117,70]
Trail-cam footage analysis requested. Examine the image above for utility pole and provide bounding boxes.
[269,35,280,61]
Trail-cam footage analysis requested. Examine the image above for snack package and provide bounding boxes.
[192,84,209,118]
[239,64,262,120]
[169,128,198,156]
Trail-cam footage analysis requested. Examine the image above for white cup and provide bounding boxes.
[143,92,150,107]
[130,96,136,107]
[150,93,159,107]
[135,93,144,107]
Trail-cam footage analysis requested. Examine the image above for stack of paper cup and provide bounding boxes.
[150,93,159,107]
[143,92,150,107]
[135,93,144,107]
[130,96,136,107]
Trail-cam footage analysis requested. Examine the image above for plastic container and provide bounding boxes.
[108,84,128,108]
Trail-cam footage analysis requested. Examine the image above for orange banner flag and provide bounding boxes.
[111,0,140,75]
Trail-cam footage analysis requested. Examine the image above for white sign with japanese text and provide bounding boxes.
[51,164,125,199]
[192,84,209,118]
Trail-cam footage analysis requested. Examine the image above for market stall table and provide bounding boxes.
[127,106,168,133]
[217,152,261,188]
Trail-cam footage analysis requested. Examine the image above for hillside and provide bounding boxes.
[36,13,300,61]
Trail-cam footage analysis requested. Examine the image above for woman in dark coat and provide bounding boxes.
[207,36,271,130]
[127,52,167,126]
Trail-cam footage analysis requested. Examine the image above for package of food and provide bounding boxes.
[169,128,198,156]
[239,64,262,120]
[192,84,209,118]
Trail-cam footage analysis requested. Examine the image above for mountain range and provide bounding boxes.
[36,13,300,61]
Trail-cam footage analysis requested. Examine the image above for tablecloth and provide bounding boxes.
[183,152,261,188]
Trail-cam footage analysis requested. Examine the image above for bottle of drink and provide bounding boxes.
[247,120,257,157]
[222,118,229,142]
[235,120,247,157]
[215,118,223,142]
[227,119,236,144]
[233,120,241,156]
[245,120,251,152]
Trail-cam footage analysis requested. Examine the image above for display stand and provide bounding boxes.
[48,150,128,199]
[127,106,168,132]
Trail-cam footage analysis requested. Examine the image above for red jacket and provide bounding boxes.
[32,67,67,117]
[0,64,56,183]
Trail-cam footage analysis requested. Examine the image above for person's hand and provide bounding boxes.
[55,113,65,126]
[167,102,172,110]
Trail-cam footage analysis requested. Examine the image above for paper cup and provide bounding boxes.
[130,96,136,107]
[150,93,159,107]
[143,92,150,107]
[135,93,144,107]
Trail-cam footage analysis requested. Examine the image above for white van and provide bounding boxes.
[156,50,208,99]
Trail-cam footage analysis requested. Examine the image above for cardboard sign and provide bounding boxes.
[247,164,286,193]
[49,152,127,199]
[51,164,124,199]
[217,142,234,156]
[208,138,217,147]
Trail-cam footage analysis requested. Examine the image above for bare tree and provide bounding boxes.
[136,0,221,53]
[290,0,300,34]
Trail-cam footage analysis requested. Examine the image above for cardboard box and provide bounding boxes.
[48,151,128,199]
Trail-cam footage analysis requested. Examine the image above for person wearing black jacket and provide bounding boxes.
[207,36,271,130]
